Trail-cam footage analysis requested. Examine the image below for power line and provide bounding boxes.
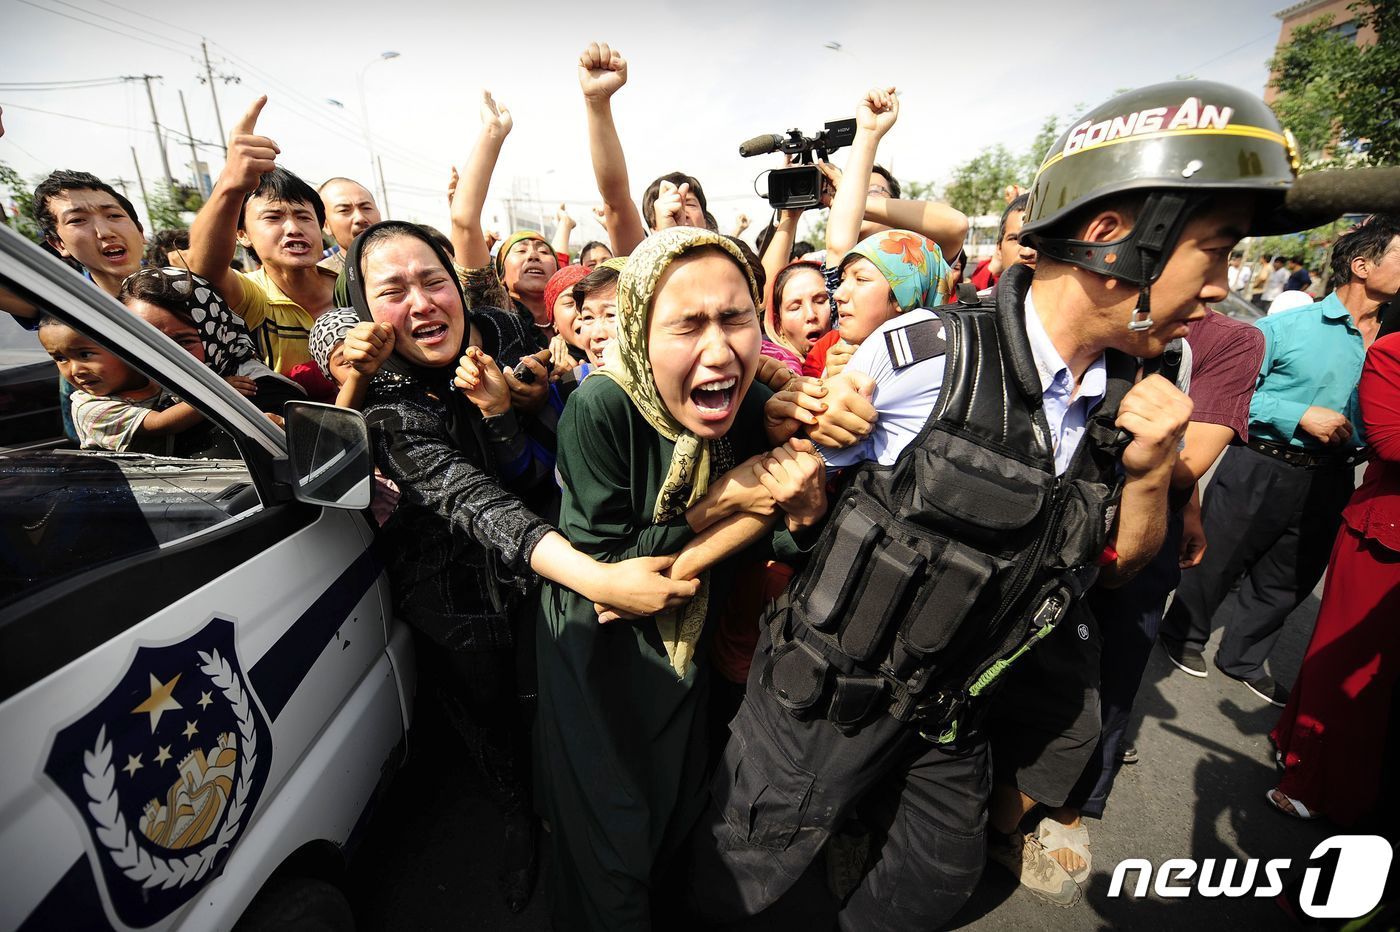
[0,77,128,90]
[14,0,193,58]
[1183,31,1279,74]
[48,0,196,56]
[0,101,218,147]
[209,41,446,177]
[95,0,206,39]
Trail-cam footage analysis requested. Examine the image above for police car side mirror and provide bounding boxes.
[282,401,373,510]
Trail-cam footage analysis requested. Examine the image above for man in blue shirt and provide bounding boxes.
[1284,255,1313,294]
[1161,218,1400,704]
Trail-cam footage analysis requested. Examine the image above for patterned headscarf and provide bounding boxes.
[123,267,260,377]
[493,230,551,277]
[308,308,362,380]
[840,229,954,312]
[596,227,759,676]
[598,255,628,273]
[542,265,590,324]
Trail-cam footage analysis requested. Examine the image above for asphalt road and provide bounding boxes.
[347,592,1335,932]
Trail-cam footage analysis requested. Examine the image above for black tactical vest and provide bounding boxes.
[761,265,1138,741]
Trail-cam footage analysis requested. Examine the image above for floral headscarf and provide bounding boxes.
[596,227,758,676]
[840,228,954,312]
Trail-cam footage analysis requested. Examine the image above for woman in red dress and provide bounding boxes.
[1268,331,1400,824]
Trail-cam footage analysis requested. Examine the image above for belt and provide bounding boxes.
[1247,438,1366,470]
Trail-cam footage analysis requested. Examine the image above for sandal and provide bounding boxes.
[1266,788,1319,821]
[1036,818,1092,885]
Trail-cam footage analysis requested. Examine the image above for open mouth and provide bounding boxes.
[282,239,312,256]
[690,376,737,420]
[411,321,450,344]
[804,327,826,344]
[100,245,127,263]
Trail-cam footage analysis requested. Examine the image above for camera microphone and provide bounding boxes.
[1279,167,1400,226]
[739,134,785,158]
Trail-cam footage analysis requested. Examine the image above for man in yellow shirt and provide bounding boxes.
[188,97,337,374]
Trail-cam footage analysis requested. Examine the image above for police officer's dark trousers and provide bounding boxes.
[1161,444,1354,679]
[689,624,989,932]
[1067,516,1182,816]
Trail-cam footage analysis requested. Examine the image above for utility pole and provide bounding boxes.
[125,74,175,189]
[200,39,229,153]
[130,146,151,224]
[178,90,206,198]
[376,156,390,218]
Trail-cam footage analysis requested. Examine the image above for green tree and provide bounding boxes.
[941,115,1064,217]
[942,144,1022,218]
[0,161,43,243]
[144,181,203,231]
[1020,115,1062,181]
[1269,1,1400,167]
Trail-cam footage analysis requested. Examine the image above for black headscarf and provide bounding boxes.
[345,220,492,469]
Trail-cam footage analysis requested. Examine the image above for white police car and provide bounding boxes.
[0,224,413,930]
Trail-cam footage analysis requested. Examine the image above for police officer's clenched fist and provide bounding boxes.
[1115,374,1193,479]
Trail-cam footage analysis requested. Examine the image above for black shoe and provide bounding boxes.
[498,813,538,914]
[1118,744,1139,765]
[1162,639,1208,677]
[1214,659,1289,707]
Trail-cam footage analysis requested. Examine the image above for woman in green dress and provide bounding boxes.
[537,228,828,931]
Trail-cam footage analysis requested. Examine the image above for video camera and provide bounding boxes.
[739,118,857,211]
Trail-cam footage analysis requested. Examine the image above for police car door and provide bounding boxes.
[0,227,408,931]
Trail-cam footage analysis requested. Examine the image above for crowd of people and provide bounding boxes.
[4,44,1400,930]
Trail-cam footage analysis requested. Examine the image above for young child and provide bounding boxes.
[38,317,256,454]
[307,309,400,525]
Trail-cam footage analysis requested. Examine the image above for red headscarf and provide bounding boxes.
[543,264,591,323]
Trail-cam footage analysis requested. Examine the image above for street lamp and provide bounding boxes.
[357,51,400,215]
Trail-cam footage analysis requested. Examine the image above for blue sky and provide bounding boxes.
[1,0,1293,243]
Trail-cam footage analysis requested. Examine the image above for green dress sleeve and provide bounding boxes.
[556,376,695,562]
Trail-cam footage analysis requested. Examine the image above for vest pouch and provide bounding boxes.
[912,431,1049,548]
[1048,478,1117,571]
[837,536,924,662]
[898,541,996,656]
[762,638,830,715]
[793,496,885,631]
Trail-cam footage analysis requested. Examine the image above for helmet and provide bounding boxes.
[1020,81,1301,292]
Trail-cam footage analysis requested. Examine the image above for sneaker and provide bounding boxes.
[987,831,1081,907]
[1162,639,1208,677]
[1214,660,1289,707]
[1118,744,1139,765]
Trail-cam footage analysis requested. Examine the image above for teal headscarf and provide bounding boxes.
[841,229,954,312]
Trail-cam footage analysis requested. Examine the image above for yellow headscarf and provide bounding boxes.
[594,228,759,676]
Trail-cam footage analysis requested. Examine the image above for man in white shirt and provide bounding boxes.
[1261,255,1290,303]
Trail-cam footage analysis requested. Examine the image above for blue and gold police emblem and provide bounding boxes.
[43,618,272,928]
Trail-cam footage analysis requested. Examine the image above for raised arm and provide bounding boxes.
[578,42,646,254]
[825,87,898,264]
[761,209,803,310]
[550,203,576,261]
[450,91,512,270]
[862,198,968,267]
[189,96,277,310]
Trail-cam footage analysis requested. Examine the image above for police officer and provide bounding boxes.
[689,81,1310,930]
